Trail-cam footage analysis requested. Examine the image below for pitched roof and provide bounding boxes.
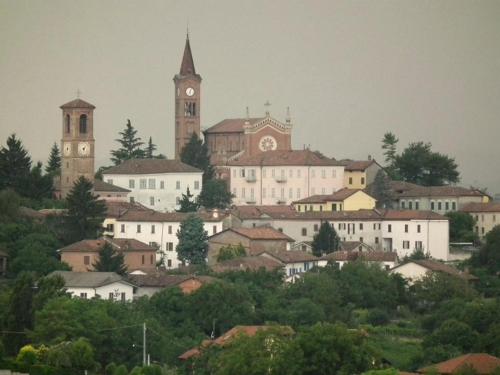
[204,118,265,134]
[128,274,216,288]
[418,353,500,374]
[461,202,500,213]
[382,210,447,220]
[392,259,477,281]
[103,159,202,175]
[60,98,95,109]
[228,150,343,167]
[50,271,132,288]
[340,160,378,172]
[179,35,196,76]
[116,209,225,223]
[59,237,155,253]
[340,241,371,252]
[262,250,318,263]
[322,251,397,262]
[211,256,283,273]
[395,185,487,198]
[293,189,367,204]
[93,179,130,193]
[217,227,294,242]
[104,201,149,218]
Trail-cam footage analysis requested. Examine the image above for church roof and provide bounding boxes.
[180,35,196,76]
[103,159,202,175]
[60,98,95,109]
[204,118,265,134]
[228,149,344,167]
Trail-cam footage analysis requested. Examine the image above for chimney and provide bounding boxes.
[213,208,219,219]
[368,154,372,160]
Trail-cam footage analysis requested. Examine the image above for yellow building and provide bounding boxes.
[340,160,382,189]
[293,188,377,212]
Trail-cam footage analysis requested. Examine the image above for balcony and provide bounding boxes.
[275,176,287,183]
[246,175,257,183]
[246,198,257,204]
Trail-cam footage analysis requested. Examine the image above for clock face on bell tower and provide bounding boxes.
[173,34,202,159]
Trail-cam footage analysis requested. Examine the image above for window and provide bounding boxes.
[84,255,90,265]
[301,228,307,236]
[129,196,135,203]
[121,293,126,302]
[213,225,217,235]
[332,203,337,211]
[150,197,155,206]
[314,224,319,232]
[148,179,156,189]
[297,205,301,212]
[142,255,145,265]
[242,188,246,198]
[452,202,456,210]
[176,196,180,205]
[167,259,172,267]
[176,181,181,190]
[280,187,284,199]
[166,242,174,251]
[359,237,363,243]
[431,201,435,210]
[121,224,125,233]
[149,242,157,248]
[150,254,154,264]
[106,223,114,232]
[482,227,485,234]
[80,292,87,299]
[388,224,392,233]
[359,223,363,230]
[79,114,87,134]
[403,241,410,249]
[109,292,114,301]
[415,241,423,250]
[137,225,141,233]
[65,114,71,133]
[278,228,283,232]
[494,215,496,222]
[405,224,408,233]
[297,169,301,178]
[151,225,155,234]
[409,201,413,210]
[417,225,421,233]
[375,237,379,244]
[168,225,172,234]
[240,168,246,178]
[401,201,406,209]
[160,181,165,189]
[321,169,326,178]
[289,188,293,199]
[250,188,254,199]
[415,201,420,210]
[438,201,442,210]
[194,180,200,190]
[140,179,147,189]
[373,223,377,230]
[349,177,353,185]
[263,169,267,178]
[445,201,449,211]
[361,177,365,185]
[289,169,293,178]
[296,188,301,198]
[129,179,135,189]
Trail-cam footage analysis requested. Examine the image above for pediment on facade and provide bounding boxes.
[243,116,292,135]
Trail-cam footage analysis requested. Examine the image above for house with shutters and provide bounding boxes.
[292,188,376,212]
[461,201,500,239]
[339,159,382,189]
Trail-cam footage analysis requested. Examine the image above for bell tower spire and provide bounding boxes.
[173,33,202,159]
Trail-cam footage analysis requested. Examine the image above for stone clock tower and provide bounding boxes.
[173,34,202,159]
[60,98,95,198]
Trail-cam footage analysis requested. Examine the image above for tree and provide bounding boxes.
[45,142,61,176]
[381,132,398,177]
[0,188,21,223]
[446,212,478,243]
[394,142,460,186]
[145,136,157,159]
[311,221,340,256]
[19,161,54,200]
[197,179,233,209]
[92,242,128,275]
[217,243,246,262]
[110,120,145,165]
[176,187,199,212]
[176,214,208,265]
[371,169,393,208]
[472,225,500,273]
[66,177,106,241]
[0,134,32,192]
[180,133,214,182]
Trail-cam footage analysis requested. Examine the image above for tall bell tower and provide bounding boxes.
[173,33,202,159]
[60,98,95,198]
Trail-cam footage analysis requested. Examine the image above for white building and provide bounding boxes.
[231,206,450,260]
[228,150,344,206]
[102,159,203,212]
[50,271,135,301]
[389,259,477,285]
[111,208,227,269]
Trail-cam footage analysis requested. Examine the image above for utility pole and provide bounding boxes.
[143,322,147,366]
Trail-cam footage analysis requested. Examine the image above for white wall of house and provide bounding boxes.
[65,282,134,301]
[113,219,224,269]
[389,262,431,284]
[230,165,344,206]
[468,211,500,239]
[397,196,484,214]
[102,172,202,212]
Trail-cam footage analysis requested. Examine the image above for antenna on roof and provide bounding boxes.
[264,100,271,116]
[285,106,291,124]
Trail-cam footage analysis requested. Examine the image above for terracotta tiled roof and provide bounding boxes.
[128,274,217,288]
[395,185,487,198]
[211,256,283,273]
[231,205,297,220]
[59,237,155,253]
[94,179,130,193]
[418,353,500,374]
[392,259,477,281]
[262,250,317,263]
[60,98,95,109]
[322,251,396,262]
[382,210,447,220]
[340,241,368,252]
[341,160,378,172]
[293,188,366,204]
[103,159,202,175]
[204,118,265,134]
[116,209,225,223]
[228,150,344,167]
[389,180,421,193]
[50,271,134,288]
[104,201,149,218]
[224,227,294,242]
[461,202,500,213]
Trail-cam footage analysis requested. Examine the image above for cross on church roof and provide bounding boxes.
[76,89,81,99]
[264,100,271,116]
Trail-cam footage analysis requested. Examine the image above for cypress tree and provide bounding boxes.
[110,120,145,165]
[92,242,128,275]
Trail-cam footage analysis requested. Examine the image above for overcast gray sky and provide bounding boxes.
[1,0,499,193]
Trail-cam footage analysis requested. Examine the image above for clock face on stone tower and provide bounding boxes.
[186,87,195,96]
[259,136,277,152]
[63,143,72,156]
[78,142,90,156]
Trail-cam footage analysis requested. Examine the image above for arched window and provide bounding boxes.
[65,114,70,133]
[79,114,87,134]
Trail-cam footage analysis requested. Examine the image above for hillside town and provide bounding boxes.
[1,2,500,375]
